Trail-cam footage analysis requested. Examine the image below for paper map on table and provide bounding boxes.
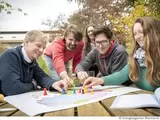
[4,86,141,116]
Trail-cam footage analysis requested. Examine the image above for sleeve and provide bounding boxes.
[52,42,66,76]
[111,50,128,73]
[72,42,83,72]
[75,49,96,73]
[0,51,34,96]
[102,64,130,85]
[36,55,51,76]
[33,62,55,89]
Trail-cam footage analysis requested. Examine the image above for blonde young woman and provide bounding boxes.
[83,16,160,92]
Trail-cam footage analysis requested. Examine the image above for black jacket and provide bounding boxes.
[0,46,55,96]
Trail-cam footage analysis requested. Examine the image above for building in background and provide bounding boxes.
[0,30,63,48]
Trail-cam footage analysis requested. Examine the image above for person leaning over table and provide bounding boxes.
[0,30,68,96]
[76,25,128,84]
[83,16,160,92]
[44,24,84,86]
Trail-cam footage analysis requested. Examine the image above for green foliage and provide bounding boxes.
[42,0,160,53]
[37,55,51,76]
[0,0,27,15]
[0,43,8,54]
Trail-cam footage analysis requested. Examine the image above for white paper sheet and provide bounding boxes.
[4,86,141,116]
[111,94,160,109]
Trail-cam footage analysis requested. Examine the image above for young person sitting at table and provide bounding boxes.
[83,16,160,92]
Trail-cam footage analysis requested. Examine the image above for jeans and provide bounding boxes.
[44,55,60,81]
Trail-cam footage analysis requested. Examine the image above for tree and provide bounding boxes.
[41,13,68,30]
[42,0,159,52]
[0,0,27,15]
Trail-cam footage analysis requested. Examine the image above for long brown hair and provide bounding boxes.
[82,25,95,57]
[129,16,160,86]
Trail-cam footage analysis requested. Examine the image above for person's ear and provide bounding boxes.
[25,41,29,47]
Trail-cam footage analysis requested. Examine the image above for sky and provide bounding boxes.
[0,0,78,31]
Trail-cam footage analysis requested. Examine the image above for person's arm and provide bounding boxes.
[111,50,128,73]
[72,42,83,72]
[102,64,130,85]
[0,51,34,96]
[52,42,66,76]
[51,41,73,86]
[75,49,97,73]
[33,62,55,89]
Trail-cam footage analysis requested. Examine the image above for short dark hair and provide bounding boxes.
[63,24,83,41]
[93,26,113,40]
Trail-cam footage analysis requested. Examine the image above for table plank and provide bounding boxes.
[77,102,110,116]
[0,103,18,116]
[0,101,7,106]
[101,97,155,116]
[11,110,28,116]
[43,108,74,116]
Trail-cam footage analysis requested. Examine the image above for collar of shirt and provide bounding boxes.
[21,47,32,63]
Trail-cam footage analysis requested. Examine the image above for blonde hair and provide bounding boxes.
[24,30,48,44]
[129,16,160,86]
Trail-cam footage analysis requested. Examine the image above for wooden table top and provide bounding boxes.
[0,89,160,116]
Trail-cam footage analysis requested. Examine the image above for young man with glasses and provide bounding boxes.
[75,26,128,83]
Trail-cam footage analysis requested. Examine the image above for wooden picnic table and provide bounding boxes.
[0,89,160,116]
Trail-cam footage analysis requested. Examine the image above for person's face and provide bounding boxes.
[25,40,46,60]
[133,23,144,47]
[65,32,80,51]
[87,26,95,40]
[95,33,110,55]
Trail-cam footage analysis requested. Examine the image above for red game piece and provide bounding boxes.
[43,88,47,96]
[78,88,81,93]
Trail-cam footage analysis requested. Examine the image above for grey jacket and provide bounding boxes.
[75,41,128,76]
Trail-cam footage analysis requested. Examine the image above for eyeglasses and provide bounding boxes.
[95,40,110,47]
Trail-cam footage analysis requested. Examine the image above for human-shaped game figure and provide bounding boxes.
[78,88,81,94]
[82,89,84,94]
[91,89,94,94]
[73,89,76,94]
[43,88,47,96]
[84,86,88,93]
[62,88,66,94]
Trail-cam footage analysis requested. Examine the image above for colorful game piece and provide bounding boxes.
[62,88,66,94]
[73,89,76,94]
[91,89,94,94]
[84,86,88,93]
[43,88,47,96]
[78,88,81,93]
[82,89,84,94]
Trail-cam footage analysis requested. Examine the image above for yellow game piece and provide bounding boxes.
[84,86,88,93]
[0,94,4,102]
[91,89,94,94]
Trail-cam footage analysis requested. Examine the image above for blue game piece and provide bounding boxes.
[73,89,76,94]
[62,88,66,94]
